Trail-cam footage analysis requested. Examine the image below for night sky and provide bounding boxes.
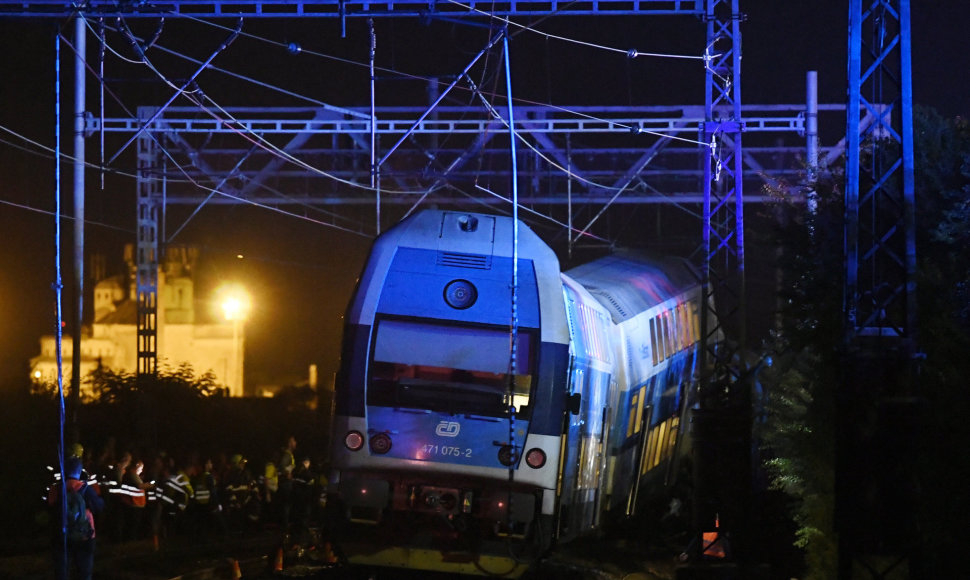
[0,1,967,389]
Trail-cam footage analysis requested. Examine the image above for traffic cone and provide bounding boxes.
[274,547,284,572]
[230,558,242,579]
[323,541,338,564]
[702,515,727,558]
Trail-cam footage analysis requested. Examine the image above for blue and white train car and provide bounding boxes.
[327,209,713,576]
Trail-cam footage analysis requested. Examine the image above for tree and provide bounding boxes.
[754,159,845,579]
[755,107,970,578]
[88,364,226,453]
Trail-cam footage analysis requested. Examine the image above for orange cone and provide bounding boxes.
[323,541,338,564]
[274,547,284,572]
[230,559,242,579]
[702,516,727,558]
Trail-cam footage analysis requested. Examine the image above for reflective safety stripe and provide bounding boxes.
[118,484,147,507]
[162,478,191,510]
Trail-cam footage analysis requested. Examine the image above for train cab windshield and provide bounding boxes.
[368,319,534,418]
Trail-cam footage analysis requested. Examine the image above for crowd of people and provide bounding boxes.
[45,436,327,579]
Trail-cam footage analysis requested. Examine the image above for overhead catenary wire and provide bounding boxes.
[62,11,719,242]
[0,96,371,236]
[165,140,261,243]
[472,184,612,244]
[94,19,457,198]
[93,19,367,117]
[0,120,370,238]
[107,17,244,166]
[51,18,712,229]
[446,0,713,61]
[94,15,716,207]
[51,32,373,236]
[53,26,69,571]
[168,14,712,149]
[76,24,378,228]
[468,75,710,225]
[501,28,519,534]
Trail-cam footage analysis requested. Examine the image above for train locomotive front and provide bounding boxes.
[327,209,709,577]
[328,210,570,576]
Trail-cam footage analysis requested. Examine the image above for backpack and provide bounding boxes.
[65,485,93,543]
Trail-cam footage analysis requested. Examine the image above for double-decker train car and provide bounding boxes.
[327,209,715,577]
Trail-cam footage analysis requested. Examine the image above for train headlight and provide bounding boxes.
[369,432,392,454]
[525,448,546,469]
[497,444,516,466]
[344,431,364,451]
[444,279,478,309]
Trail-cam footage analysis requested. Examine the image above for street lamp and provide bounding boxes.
[219,285,251,397]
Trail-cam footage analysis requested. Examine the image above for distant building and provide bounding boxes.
[30,245,245,399]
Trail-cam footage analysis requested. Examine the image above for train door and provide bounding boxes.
[592,387,614,526]
[555,363,585,540]
[666,378,695,487]
[625,381,655,516]
[555,363,610,537]
[578,366,610,531]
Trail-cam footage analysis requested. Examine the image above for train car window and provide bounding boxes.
[626,390,639,439]
[649,317,659,366]
[667,416,679,461]
[686,303,694,347]
[667,308,675,354]
[652,420,668,469]
[633,385,647,435]
[368,319,534,417]
[643,423,658,474]
[671,307,680,352]
[690,301,703,342]
[670,306,678,353]
[661,313,671,362]
[578,302,611,363]
[676,304,686,351]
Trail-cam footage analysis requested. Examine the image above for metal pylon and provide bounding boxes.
[839,1,919,578]
[844,0,917,346]
[687,0,751,570]
[135,107,162,378]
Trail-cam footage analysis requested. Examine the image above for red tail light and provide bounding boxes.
[344,431,364,451]
[525,448,546,468]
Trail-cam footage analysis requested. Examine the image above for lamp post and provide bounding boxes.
[220,287,250,397]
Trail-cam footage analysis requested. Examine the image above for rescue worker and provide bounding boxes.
[291,456,315,543]
[68,442,84,461]
[45,443,90,493]
[104,452,131,542]
[260,460,278,526]
[120,460,153,541]
[313,465,329,526]
[190,458,227,537]
[222,454,255,531]
[158,459,194,539]
[277,436,298,532]
[47,456,105,580]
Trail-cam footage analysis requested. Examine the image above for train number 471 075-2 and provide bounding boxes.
[424,444,472,458]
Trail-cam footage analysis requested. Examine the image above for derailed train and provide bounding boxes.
[327,209,717,576]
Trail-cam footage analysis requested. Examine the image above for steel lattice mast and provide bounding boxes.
[840,1,919,578]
